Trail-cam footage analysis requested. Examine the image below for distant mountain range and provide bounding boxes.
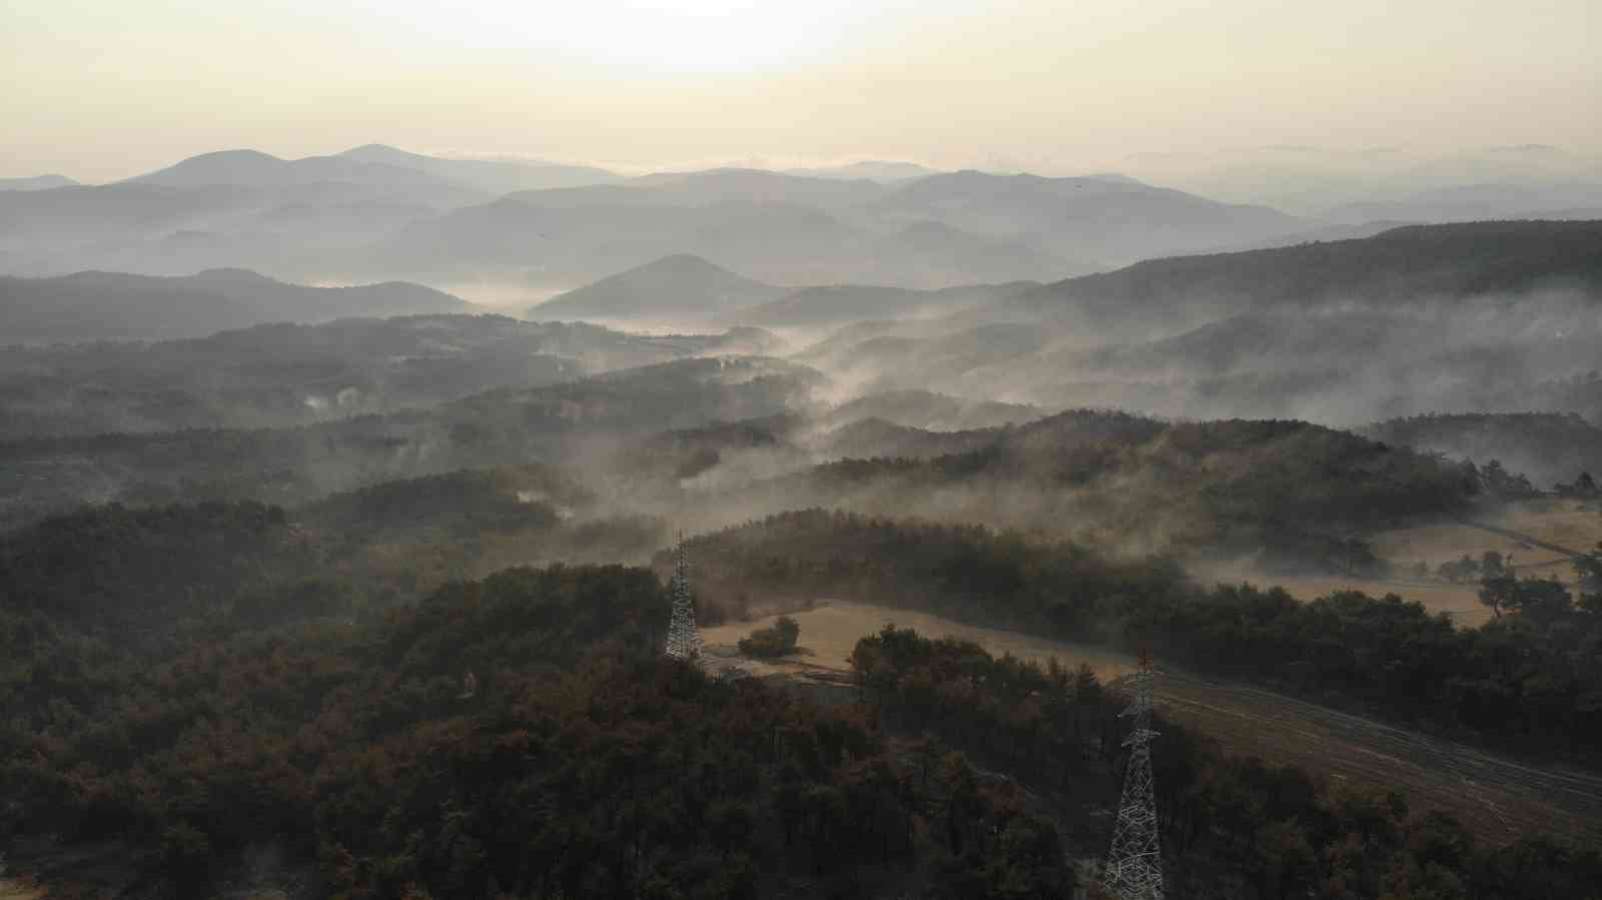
[1,147,1320,287]
[1325,182,1602,224]
[0,268,467,341]
[10,142,1597,296]
[0,175,78,192]
[529,253,1042,329]
[780,161,939,182]
[381,167,1294,289]
[126,145,622,197]
[1124,145,1602,215]
[127,148,486,209]
[870,170,1299,263]
[0,146,625,279]
[338,144,623,194]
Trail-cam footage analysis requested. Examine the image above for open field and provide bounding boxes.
[1494,499,1602,552]
[1192,568,1496,626]
[707,601,1602,845]
[704,601,1138,683]
[0,880,44,900]
[1374,499,1602,573]
[1190,501,1602,627]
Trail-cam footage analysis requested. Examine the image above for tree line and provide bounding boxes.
[850,625,1602,900]
[686,510,1602,761]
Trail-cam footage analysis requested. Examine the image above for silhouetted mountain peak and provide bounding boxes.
[533,254,785,319]
[644,253,733,275]
[191,267,282,285]
[340,143,412,158]
[134,149,287,182]
[0,174,81,191]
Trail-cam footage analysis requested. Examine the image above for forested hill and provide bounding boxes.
[755,412,1482,568]
[0,356,821,532]
[0,314,778,439]
[0,268,469,342]
[1364,411,1602,489]
[0,476,658,647]
[1010,220,1602,320]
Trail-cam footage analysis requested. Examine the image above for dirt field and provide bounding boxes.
[1190,501,1602,627]
[1494,500,1602,552]
[0,880,44,900]
[1375,499,1602,572]
[704,601,1137,683]
[706,601,1602,845]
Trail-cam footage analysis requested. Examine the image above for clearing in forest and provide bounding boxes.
[1193,500,1602,627]
[705,600,1602,846]
[0,880,44,900]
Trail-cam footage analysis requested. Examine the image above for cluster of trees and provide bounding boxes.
[1555,471,1601,499]
[738,615,801,658]
[690,510,1602,761]
[1474,459,1541,499]
[1435,550,1506,584]
[1475,543,1602,621]
[850,626,1602,900]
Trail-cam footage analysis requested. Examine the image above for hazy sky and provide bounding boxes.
[4,0,1599,181]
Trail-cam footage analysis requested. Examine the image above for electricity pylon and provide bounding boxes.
[1102,649,1165,900]
[664,536,703,661]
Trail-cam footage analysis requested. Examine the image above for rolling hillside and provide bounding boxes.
[532,254,787,320]
[0,268,467,341]
[1009,219,1602,322]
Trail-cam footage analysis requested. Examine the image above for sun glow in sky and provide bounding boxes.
[2,0,1599,181]
[357,0,929,72]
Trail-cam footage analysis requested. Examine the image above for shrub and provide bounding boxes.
[738,615,800,658]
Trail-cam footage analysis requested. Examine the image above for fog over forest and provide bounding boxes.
[3,1,1602,897]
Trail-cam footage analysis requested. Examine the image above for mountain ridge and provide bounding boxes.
[530,254,788,321]
[0,174,79,191]
[0,268,468,342]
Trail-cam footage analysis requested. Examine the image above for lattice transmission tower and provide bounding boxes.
[664,537,704,661]
[1102,649,1165,900]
